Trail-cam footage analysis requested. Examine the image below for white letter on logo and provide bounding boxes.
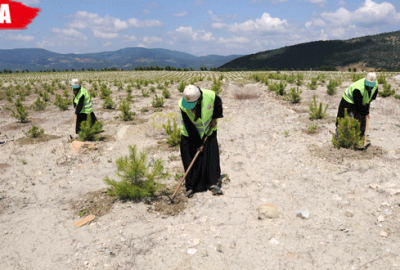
[0,4,11,24]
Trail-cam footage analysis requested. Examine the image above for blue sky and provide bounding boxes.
[1,0,400,56]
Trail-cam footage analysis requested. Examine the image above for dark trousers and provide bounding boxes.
[336,98,366,137]
[76,112,98,134]
[180,131,221,192]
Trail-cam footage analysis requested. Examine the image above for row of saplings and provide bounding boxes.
[24,109,360,203]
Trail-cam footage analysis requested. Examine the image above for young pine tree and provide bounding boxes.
[104,145,167,201]
[332,109,364,149]
[78,114,103,141]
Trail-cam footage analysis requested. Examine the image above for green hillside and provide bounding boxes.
[219,31,400,71]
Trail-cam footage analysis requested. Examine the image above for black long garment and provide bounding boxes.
[180,94,223,192]
[336,88,378,137]
[73,94,97,134]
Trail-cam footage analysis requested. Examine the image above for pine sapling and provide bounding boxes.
[332,108,363,149]
[12,98,29,123]
[78,114,103,141]
[162,117,181,147]
[309,95,328,120]
[119,99,135,121]
[104,145,167,201]
[25,125,44,138]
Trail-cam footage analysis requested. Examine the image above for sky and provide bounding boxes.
[1,0,400,56]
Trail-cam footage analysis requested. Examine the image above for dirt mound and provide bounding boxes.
[309,144,386,163]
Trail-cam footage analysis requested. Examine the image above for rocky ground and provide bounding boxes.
[1,72,400,269]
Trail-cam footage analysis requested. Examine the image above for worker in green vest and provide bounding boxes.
[336,72,378,138]
[71,78,98,138]
[179,85,224,198]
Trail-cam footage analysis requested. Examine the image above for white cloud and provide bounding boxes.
[127,18,163,27]
[321,7,352,26]
[173,11,188,17]
[103,42,112,47]
[137,43,147,48]
[218,36,250,44]
[175,26,216,41]
[7,34,34,42]
[93,30,119,39]
[68,11,162,35]
[227,12,288,33]
[142,9,150,14]
[305,0,326,4]
[328,27,347,38]
[212,23,226,29]
[322,0,400,27]
[121,35,137,42]
[208,10,237,22]
[51,28,87,41]
[338,0,345,5]
[68,11,128,32]
[354,0,400,26]
[143,36,163,43]
[305,18,326,28]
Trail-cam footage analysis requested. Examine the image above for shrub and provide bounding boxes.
[284,87,302,103]
[309,95,328,120]
[99,85,112,99]
[104,145,167,201]
[78,114,103,141]
[317,73,326,83]
[394,94,400,99]
[162,117,181,147]
[307,124,318,134]
[119,99,135,121]
[211,77,223,94]
[102,96,116,109]
[152,94,164,108]
[308,78,318,90]
[25,125,44,138]
[377,74,387,84]
[326,80,337,95]
[162,87,171,98]
[54,94,72,110]
[379,83,395,97]
[332,109,363,149]
[149,86,156,93]
[276,81,287,96]
[268,81,279,92]
[11,98,29,122]
[32,97,47,111]
[352,73,363,82]
[141,89,149,97]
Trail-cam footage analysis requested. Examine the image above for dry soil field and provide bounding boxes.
[0,71,400,270]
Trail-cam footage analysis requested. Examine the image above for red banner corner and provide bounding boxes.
[0,0,40,30]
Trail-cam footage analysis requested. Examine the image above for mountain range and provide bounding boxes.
[1,30,400,72]
[0,47,241,72]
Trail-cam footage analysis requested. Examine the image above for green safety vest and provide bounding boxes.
[74,87,93,114]
[343,78,378,105]
[179,89,217,139]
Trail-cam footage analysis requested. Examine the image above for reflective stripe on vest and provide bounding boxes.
[74,87,93,114]
[342,78,378,105]
[179,89,217,139]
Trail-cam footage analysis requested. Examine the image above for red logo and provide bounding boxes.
[0,0,40,30]
[207,104,212,110]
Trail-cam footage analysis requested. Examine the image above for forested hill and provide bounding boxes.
[219,31,400,71]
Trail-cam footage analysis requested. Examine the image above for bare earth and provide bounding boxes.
[1,72,400,270]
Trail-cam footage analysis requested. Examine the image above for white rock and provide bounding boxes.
[388,189,400,196]
[187,248,197,255]
[368,184,382,190]
[297,210,309,219]
[345,210,354,217]
[378,215,385,222]
[257,204,279,220]
[380,231,388,237]
[269,238,279,245]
